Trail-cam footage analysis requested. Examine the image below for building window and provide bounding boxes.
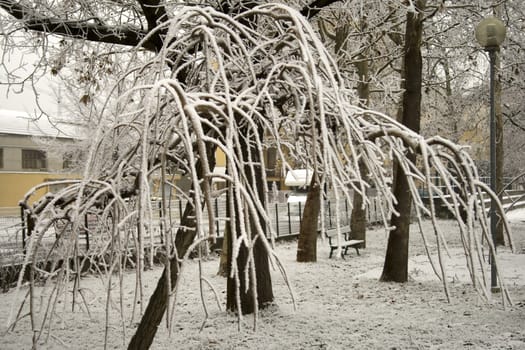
[0,148,3,168]
[63,152,73,170]
[22,149,47,170]
[265,147,277,177]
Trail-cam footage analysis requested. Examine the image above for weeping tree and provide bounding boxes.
[7,4,516,349]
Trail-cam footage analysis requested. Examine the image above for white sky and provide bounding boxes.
[0,35,60,115]
[0,70,59,115]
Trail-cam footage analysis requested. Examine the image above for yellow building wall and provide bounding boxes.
[214,147,287,189]
[459,128,488,162]
[0,172,78,215]
[215,148,226,166]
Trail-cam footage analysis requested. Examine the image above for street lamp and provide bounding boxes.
[474,17,506,292]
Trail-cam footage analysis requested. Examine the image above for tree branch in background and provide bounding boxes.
[0,0,155,50]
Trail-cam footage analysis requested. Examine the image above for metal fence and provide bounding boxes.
[0,216,24,266]
[0,195,386,266]
[417,176,524,198]
[155,196,385,240]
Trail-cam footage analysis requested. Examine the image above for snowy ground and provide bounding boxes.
[1,214,524,349]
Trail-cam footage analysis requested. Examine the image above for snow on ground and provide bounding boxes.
[1,216,524,349]
[507,208,525,223]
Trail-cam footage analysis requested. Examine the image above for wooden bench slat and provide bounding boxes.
[329,239,364,247]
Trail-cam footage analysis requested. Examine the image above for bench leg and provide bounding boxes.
[343,246,350,256]
[354,247,360,256]
[329,247,346,259]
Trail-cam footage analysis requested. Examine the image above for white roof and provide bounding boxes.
[0,109,79,138]
[287,194,307,203]
[211,166,226,183]
[284,169,313,187]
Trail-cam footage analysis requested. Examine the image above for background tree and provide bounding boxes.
[380,0,425,283]
[419,0,525,243]
[296,172,321,262]
[297,1,407,259]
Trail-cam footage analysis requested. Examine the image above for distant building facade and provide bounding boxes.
[0,109,80,215]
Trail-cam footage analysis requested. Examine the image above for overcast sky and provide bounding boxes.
[0,70,59,115]
[0,37,60,116]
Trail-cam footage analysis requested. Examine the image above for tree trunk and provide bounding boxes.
[128,149,216,350]
[217,222,229,277]
[350,30,370,246]
[226,126,273,314]
[334,20,370,248]
[380,159,414,282]
[350,161,368,247]
[297,173,320,262]
[380,2,424,283]
[226,222,274,314]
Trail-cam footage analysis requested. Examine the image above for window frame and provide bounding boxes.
[22,149,48,170]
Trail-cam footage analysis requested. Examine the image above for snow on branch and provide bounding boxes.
[12,2,514,339]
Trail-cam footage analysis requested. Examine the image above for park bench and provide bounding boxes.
[323,225,364,258]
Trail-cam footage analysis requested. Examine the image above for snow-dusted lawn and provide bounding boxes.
[1,217,524,349]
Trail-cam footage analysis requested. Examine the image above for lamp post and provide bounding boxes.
[474,17,506,292]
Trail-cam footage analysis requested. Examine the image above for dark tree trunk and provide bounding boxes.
[296,173,320,262]
[226,223,274,314]
[226,126,273,314]
[350,55,370,246]
[380,2,424,283]
[380,158,414,282]
[350,161,368,247]
[334,20,370,248]
[217,221,230,277]
[128,148,216,350]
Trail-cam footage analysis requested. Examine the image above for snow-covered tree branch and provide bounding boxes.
[10,3,515,348]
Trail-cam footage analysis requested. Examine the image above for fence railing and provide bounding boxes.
[417,176,524,198]
[153,196,386,241]
[0,195,386,266]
